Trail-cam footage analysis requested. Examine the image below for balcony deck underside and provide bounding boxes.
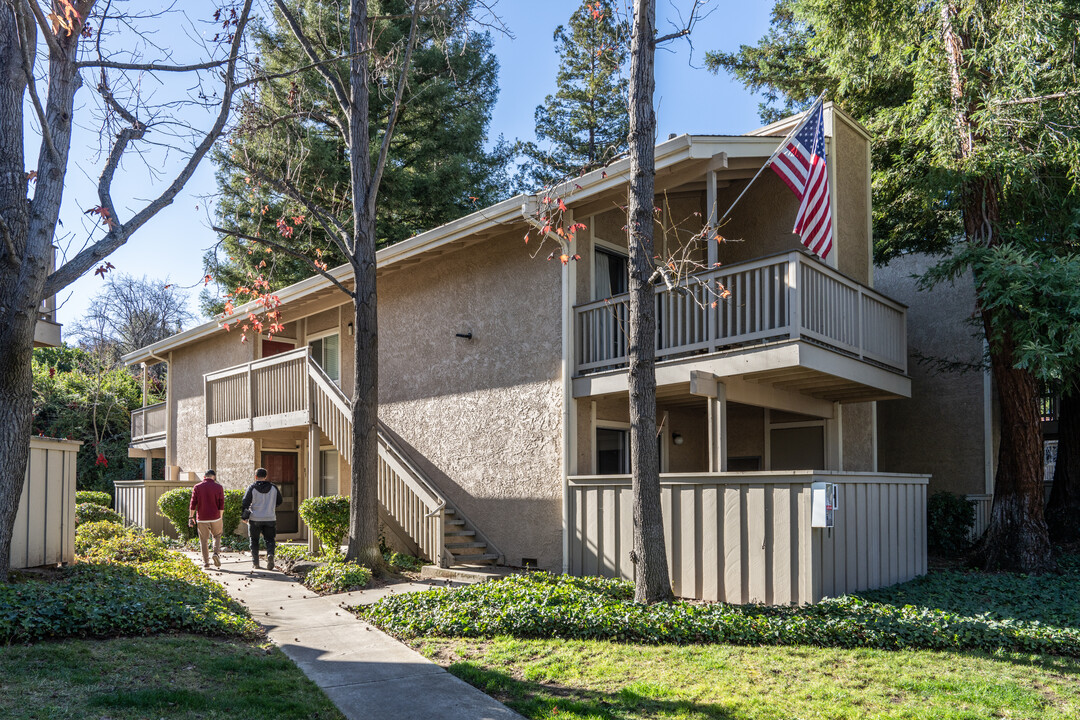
[573,339,910,413]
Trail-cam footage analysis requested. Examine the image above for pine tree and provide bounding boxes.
[518,1,630,190]
[205,0,511,312]
[709,0,1080,572]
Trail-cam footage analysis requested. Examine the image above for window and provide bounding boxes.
[596,427,630,475]
[319,449,339,496]
[309,333,340,383]
[594,246,629,299]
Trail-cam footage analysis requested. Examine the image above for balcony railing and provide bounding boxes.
[574,250,907,375]
[131,402,167,444]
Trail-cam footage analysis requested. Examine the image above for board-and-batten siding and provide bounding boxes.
[114,478,200,538]
[10,438,81,569]
[568,472,928,605]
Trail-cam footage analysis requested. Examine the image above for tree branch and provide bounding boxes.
[211,226,356,299]
[243,164,354,262]
[997,90,1080,107]
[74,58,230,71]
[654,0,707,45]
[20,0,63,58]
[43,0,255,297]
[14,0,61,164]
[273,0,353,137]
[368,0,423,219]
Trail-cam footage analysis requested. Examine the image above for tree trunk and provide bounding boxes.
[344,0,382,570]
[971,314,1054,572]
[626,0,673,604]
[1046,388,1080,543]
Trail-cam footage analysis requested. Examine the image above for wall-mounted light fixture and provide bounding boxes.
[347,322,354,336]
[455,332,473,340]
[672,432,684,446]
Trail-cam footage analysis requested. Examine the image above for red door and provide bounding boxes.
[261,452,299,534]
[262,339,295,358]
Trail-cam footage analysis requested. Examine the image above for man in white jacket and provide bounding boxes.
[241,467,283,570]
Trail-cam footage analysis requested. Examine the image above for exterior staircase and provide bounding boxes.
[304,352,502,567]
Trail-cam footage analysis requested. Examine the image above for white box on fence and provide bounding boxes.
[811,482,837,528]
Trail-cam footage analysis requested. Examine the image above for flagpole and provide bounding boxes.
[712,92,826,230]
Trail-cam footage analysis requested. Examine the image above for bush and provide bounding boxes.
[85,531,172,564]
[927,492,976,554]
[75,491,112,508]
[75,502,123,527]
[298,495,350,550]
[223,489,244,536]
[384,551,424,573]
[75,520,126,555]
[0,557,258,642]
[304,557,372,594]
[354,572,1080,656]
[158,488,195,539]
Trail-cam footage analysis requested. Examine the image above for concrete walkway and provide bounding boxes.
[191,552,522,720]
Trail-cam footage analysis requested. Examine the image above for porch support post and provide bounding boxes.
[825,401,843,471]
[692,371,727,472]
[207,437,217,473]
[141,362,148,407]
[143,451,152,481]
[706,169,718,270]
[307,423,320,553]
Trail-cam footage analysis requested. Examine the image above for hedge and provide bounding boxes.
[74,503,123,527]
[354,572,1080,656]
[298,495,350,550]
[75,491,112,508]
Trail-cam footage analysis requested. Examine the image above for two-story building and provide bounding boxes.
[122,104,928,604]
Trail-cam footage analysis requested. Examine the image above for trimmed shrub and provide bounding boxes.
[384,551,424,573]
[75,490,112,508]
[354,571,1080,656]
[75,502,123,527]
[75,520,126,556]
[223,489,244,536]
[305,557,372,594]
[927,492,976,554]
[158,487,196,539]
[85,531,172,564]
[299,495,350,550]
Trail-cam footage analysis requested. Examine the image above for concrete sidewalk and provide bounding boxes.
[192,552,522,720]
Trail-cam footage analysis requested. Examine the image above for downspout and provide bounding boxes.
[521,198,575,574]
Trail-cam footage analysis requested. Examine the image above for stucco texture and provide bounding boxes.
[170,330,255,491]
[841,402,875,472]
[874,253,986,495]
[832,119,872,284]
[377,226,565,570]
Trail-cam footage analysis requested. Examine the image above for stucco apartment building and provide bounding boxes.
[122,105,929,604]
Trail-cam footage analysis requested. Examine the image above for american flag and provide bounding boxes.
[769,101,833,260]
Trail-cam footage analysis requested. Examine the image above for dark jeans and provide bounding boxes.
[248,520,277,559]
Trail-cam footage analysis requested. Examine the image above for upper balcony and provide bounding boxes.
[130,402,167,450]
[573,250,909,403]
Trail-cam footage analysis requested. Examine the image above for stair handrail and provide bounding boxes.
[305,354,446,512]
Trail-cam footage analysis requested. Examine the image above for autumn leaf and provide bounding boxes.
[85,206,118,230]
[524,232,530,244]
[93,261,115,279]
[25,170,37,183]
[560,254,569,265]
[558,198,568,213]
[48,0,81,37]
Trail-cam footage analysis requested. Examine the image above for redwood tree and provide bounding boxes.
[0,0,253,582]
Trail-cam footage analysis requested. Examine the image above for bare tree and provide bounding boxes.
[0,0,254,581]
[212,0,503,570]
[70,273,194,362]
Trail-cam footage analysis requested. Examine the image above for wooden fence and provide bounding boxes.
[114,476,200,538]
[10,437,81,569]
[568,471,928,605]
[574,250,907,374]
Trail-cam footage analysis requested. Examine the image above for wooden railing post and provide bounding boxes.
[787,252,801,340]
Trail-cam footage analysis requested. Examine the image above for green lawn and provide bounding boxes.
[415,636,1080,720]
[0,634,344,720]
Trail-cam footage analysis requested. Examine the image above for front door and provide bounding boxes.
[261,451,299,534]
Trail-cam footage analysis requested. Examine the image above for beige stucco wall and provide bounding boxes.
[377,226,565,570]
[170,330,255,491]
[842,402,875,472]
[874,253,987,495]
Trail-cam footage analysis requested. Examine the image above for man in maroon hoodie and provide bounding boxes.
[189,470,225,568]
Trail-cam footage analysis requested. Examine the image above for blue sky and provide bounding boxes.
[53,1,773,328]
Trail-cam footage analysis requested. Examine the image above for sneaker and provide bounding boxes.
[252,560,261,570]
[266,556,275,571]
[213,554,221,568]
[203,563,212,569]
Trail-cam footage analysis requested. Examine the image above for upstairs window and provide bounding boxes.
[594,246,629,299]
[308,332,340,383]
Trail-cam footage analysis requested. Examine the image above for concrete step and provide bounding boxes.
[445,541,487,550]
[444,530,476,538]
[445,518,465,526]
[421,562,509,582]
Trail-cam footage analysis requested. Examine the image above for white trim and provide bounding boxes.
[595,421,632,477]
[306,329,341,383]
[591,238,629,301]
